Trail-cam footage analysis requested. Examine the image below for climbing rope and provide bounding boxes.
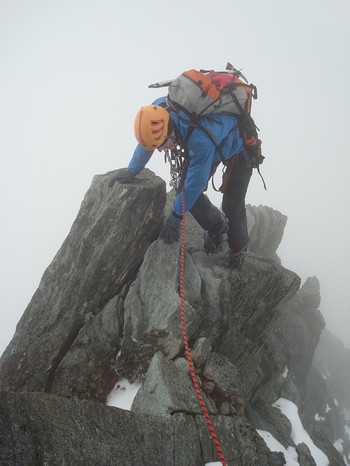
[179,188,227,466]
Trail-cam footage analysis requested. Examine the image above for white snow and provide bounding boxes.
[334,438,344,453]
[336,437,350,466]
[106,378,141,411]
[257,430,299,465]
[272,398,329,466]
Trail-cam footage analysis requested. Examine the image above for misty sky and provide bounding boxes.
[1,0,350,355]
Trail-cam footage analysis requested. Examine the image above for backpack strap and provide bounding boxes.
[256,164,267,191]
[227,84,246,116]
[169,107,230,165]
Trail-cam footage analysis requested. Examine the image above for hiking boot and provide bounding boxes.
[204,220,228,254]
[228,247,247,268]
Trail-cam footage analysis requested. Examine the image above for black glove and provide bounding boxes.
[109,169,136,187]
[159,213,182,244]
[244,139,264,168]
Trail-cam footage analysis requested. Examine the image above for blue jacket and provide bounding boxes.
[128,97,245,216]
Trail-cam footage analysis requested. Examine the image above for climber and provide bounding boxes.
[111,98,252,268]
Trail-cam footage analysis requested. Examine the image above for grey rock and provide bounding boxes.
[249,403,294,450]
[296,442,317,466]
[0,390,203,466]
[174,356,190,374]
[314,328,350,409]
[246,204,287,263]
[0,170,347,466]
[191,337,212,368]
[283,276,326,384]
[203,352,244,415]
[131,352,216,415]
[49,293,124,400]
[0,169,166,397]
[117,238,300,389]
[116,238,204,380]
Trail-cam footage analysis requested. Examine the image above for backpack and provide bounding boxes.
[167,67,256,118]
[148,63,265,189]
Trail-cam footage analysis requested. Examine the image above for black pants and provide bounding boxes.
[188,156,252,253]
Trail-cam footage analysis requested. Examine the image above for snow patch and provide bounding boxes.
[336,436,350,466]
[106,378,141,411]
[272,398,329,466]
[257,430,299,465]
[334,438,344,454]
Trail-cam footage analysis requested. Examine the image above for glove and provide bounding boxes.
[159,213,182,244]
[109,169,136,187]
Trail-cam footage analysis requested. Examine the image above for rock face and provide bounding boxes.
[0,170,165,399]
[0,169,348,465]
[246,204,287,264]
[313,328,350,409]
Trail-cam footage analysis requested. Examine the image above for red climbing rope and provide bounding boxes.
[179,188,227,466]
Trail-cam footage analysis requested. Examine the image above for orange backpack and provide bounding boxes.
[149,63,264,170]
[167,67,256,117]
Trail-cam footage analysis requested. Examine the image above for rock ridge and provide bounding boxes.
[0,169,348,465]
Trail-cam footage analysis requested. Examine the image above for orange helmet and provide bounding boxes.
[134,105,170,150]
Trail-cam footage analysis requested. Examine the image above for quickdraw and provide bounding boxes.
[164,144,187,190]
[164,146,228,195]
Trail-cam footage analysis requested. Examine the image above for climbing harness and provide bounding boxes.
[179,188,227,466]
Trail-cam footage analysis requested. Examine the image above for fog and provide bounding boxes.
[1,0,349,355]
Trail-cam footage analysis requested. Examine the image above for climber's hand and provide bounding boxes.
[109,169,136,186]
[159,213,182,244]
